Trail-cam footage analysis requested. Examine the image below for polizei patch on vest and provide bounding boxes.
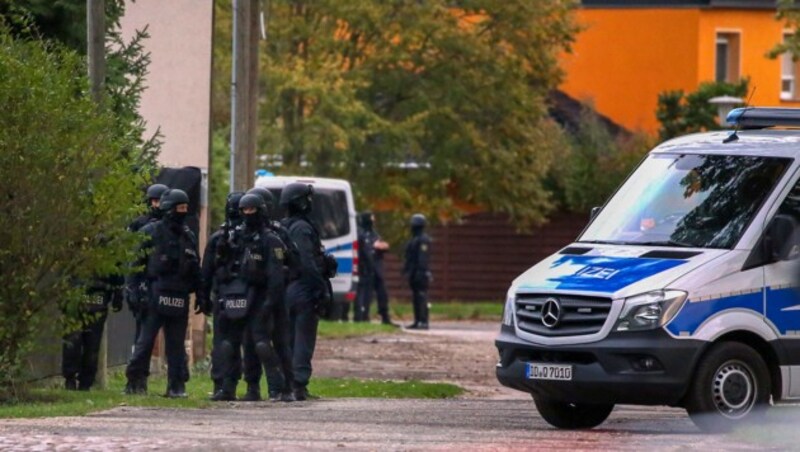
[158,296,186,308]
[225,298,248,309]
[273,247,285,260]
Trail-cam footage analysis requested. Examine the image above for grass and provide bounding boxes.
[390,301,502,322]
[317,320,399,338]
[0,372,462,419]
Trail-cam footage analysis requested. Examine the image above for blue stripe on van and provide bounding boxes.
[336,258,353,274]
[666,292,762,336]
[326,242,353,253]
[517,255,688,294]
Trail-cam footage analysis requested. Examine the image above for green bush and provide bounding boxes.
[552,106,651,213]
[656,79,749,142]
[0,28,143,397]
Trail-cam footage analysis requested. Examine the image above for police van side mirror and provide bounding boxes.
[765,214,800,261]
[590,206,602,221]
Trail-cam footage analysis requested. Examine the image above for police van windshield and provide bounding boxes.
[579,153,790,249]
[268,188,350,240]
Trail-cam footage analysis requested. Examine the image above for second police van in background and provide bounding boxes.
[255,174,358,318]
[496,107,800,432]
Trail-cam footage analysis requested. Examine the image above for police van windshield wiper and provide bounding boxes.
[637,240,695,248]
[577,240,624,245]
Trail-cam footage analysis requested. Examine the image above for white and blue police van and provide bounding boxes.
[496,107,800,432]
[255,175,359,314]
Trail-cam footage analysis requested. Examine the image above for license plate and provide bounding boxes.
[526,363,573,381]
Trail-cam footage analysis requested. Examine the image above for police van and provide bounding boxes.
[254,175,359,314]
[496,107,800,432]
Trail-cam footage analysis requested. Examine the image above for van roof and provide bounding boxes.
[653,129,800,159]
[254,175,352,190]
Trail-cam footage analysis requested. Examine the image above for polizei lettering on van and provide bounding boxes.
[158,296,186,308]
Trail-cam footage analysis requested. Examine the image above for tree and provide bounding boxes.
[769,0,800,60]
[656,79,749,142]
[0,25,144,396]
[213,0,577,238]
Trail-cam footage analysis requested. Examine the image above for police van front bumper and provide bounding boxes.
[495,327,706,406]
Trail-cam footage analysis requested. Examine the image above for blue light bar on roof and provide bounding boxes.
[726,107,800,128]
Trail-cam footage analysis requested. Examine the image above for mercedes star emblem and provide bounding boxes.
[541,298,562,328]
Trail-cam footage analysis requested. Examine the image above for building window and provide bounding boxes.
[715,32,740,83]
[782,33,796,100]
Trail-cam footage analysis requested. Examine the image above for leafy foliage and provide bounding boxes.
[213,0,577,238]
[769,0,800,60]
[656,79,749,142]
[551,105,651,213]
[0,23,147,394]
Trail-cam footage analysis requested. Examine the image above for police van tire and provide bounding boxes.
[685,341,770,433]
[532,396,614,429]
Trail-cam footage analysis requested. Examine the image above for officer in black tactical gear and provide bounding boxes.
[354,212,394,325]
[127,183,170,343]
[212,194,294,402]
[404,214,432,330]
[281,183,336,401]
[247,186,298,400]
[199,191,258,399]
[124,189,200,397]
[62,276,123,390]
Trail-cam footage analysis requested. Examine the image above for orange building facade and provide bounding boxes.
[560,0,800,134]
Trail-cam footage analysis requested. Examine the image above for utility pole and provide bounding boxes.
[87,0,107,389]
[230,0,260,192]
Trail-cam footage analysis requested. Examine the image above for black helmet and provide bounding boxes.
[410,213,426,228]
[280,183,314,212]
[359,211,374,229]
[247,187,275,211]
[239,193,266,212]
[160,189,190,212]
[225,192,245,221]
[146,183,169,201]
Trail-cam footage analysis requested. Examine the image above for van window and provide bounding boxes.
[580,154,790,249]
[268,188,351,240]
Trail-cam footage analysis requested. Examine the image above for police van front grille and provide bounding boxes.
[515,294,612,337]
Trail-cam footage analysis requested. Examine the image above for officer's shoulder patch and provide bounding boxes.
[420,244,428,252]
[273,247,285,261]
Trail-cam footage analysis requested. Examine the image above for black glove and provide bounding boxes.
[194,295,212,315]
[110,289,123,312]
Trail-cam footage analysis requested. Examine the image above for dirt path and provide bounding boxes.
[314,321,522,399]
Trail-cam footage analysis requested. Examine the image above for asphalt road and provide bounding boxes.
[0,322,788,450]
[0,400,770,451]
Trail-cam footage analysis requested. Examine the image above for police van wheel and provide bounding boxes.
[533,396,614,429]
[685,341,770,433]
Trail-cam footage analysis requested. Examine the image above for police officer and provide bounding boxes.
[354,212,395,325]
[127,183,169,343]
[198,191,258,399]
[247,187,297,401]
[212,194,294,401]
[124,189,200,397]
[403,214,432,330]
[281,183,336,401]
[62,276,123,390]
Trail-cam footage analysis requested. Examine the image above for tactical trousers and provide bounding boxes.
[355,268,390,322]
[288,282,319,389]
[264,298,294,394]
[126,310,188,383]
[410,278,429,324]
[62,312,107,389]
[217,298,292,392]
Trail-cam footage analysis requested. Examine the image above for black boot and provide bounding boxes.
[166,380,187,398]
[293,385,309,401]
[417,322,429,330]
[65,377,78,391]
[381,316,398,327]
[210,380,237,401]
[241,382,261,402]
[406,322,420,330]
[280,390,296,403]
[124,377,146,395]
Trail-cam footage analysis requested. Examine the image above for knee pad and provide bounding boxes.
[219,340,236,359]
[254,341,274,363]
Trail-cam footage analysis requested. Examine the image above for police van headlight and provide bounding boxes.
[614,290,687,332]
[502,290,515,327]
